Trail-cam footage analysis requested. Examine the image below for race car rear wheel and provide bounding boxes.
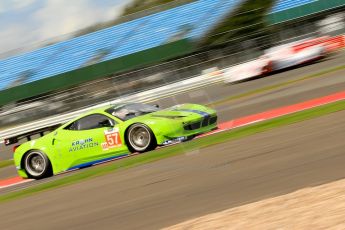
[23,151,53,179]
[126,124,156,153]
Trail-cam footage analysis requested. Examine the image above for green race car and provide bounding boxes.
[10,103,217,179]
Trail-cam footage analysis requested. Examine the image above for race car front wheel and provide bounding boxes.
[127,124,157,153]
[23,151,53,179]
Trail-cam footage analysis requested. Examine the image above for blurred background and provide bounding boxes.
[0,0,344,128]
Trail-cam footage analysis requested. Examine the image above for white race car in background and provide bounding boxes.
[222,58,270,84]
[263,40,326,71]
[223,37,330,84]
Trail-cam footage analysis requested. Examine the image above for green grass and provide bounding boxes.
[208,64,345,107]
[1,100,345,203]
[0,159,14,169]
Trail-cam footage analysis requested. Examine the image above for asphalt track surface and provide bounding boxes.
[0,52,345,228]
[0,51,345,162]
[1,109,345,230]
[0,51,345,182]
[0,165,16,180]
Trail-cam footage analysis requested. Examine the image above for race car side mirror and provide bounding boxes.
[153,104,159,108]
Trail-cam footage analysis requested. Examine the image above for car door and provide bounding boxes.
[53,113,127,170]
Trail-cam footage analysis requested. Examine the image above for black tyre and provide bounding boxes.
[23,151,53,179]
[126,124,157,153]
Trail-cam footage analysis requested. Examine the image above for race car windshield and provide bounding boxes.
[106,103,160,121]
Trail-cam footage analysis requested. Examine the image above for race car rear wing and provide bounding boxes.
[3,124,61,146]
